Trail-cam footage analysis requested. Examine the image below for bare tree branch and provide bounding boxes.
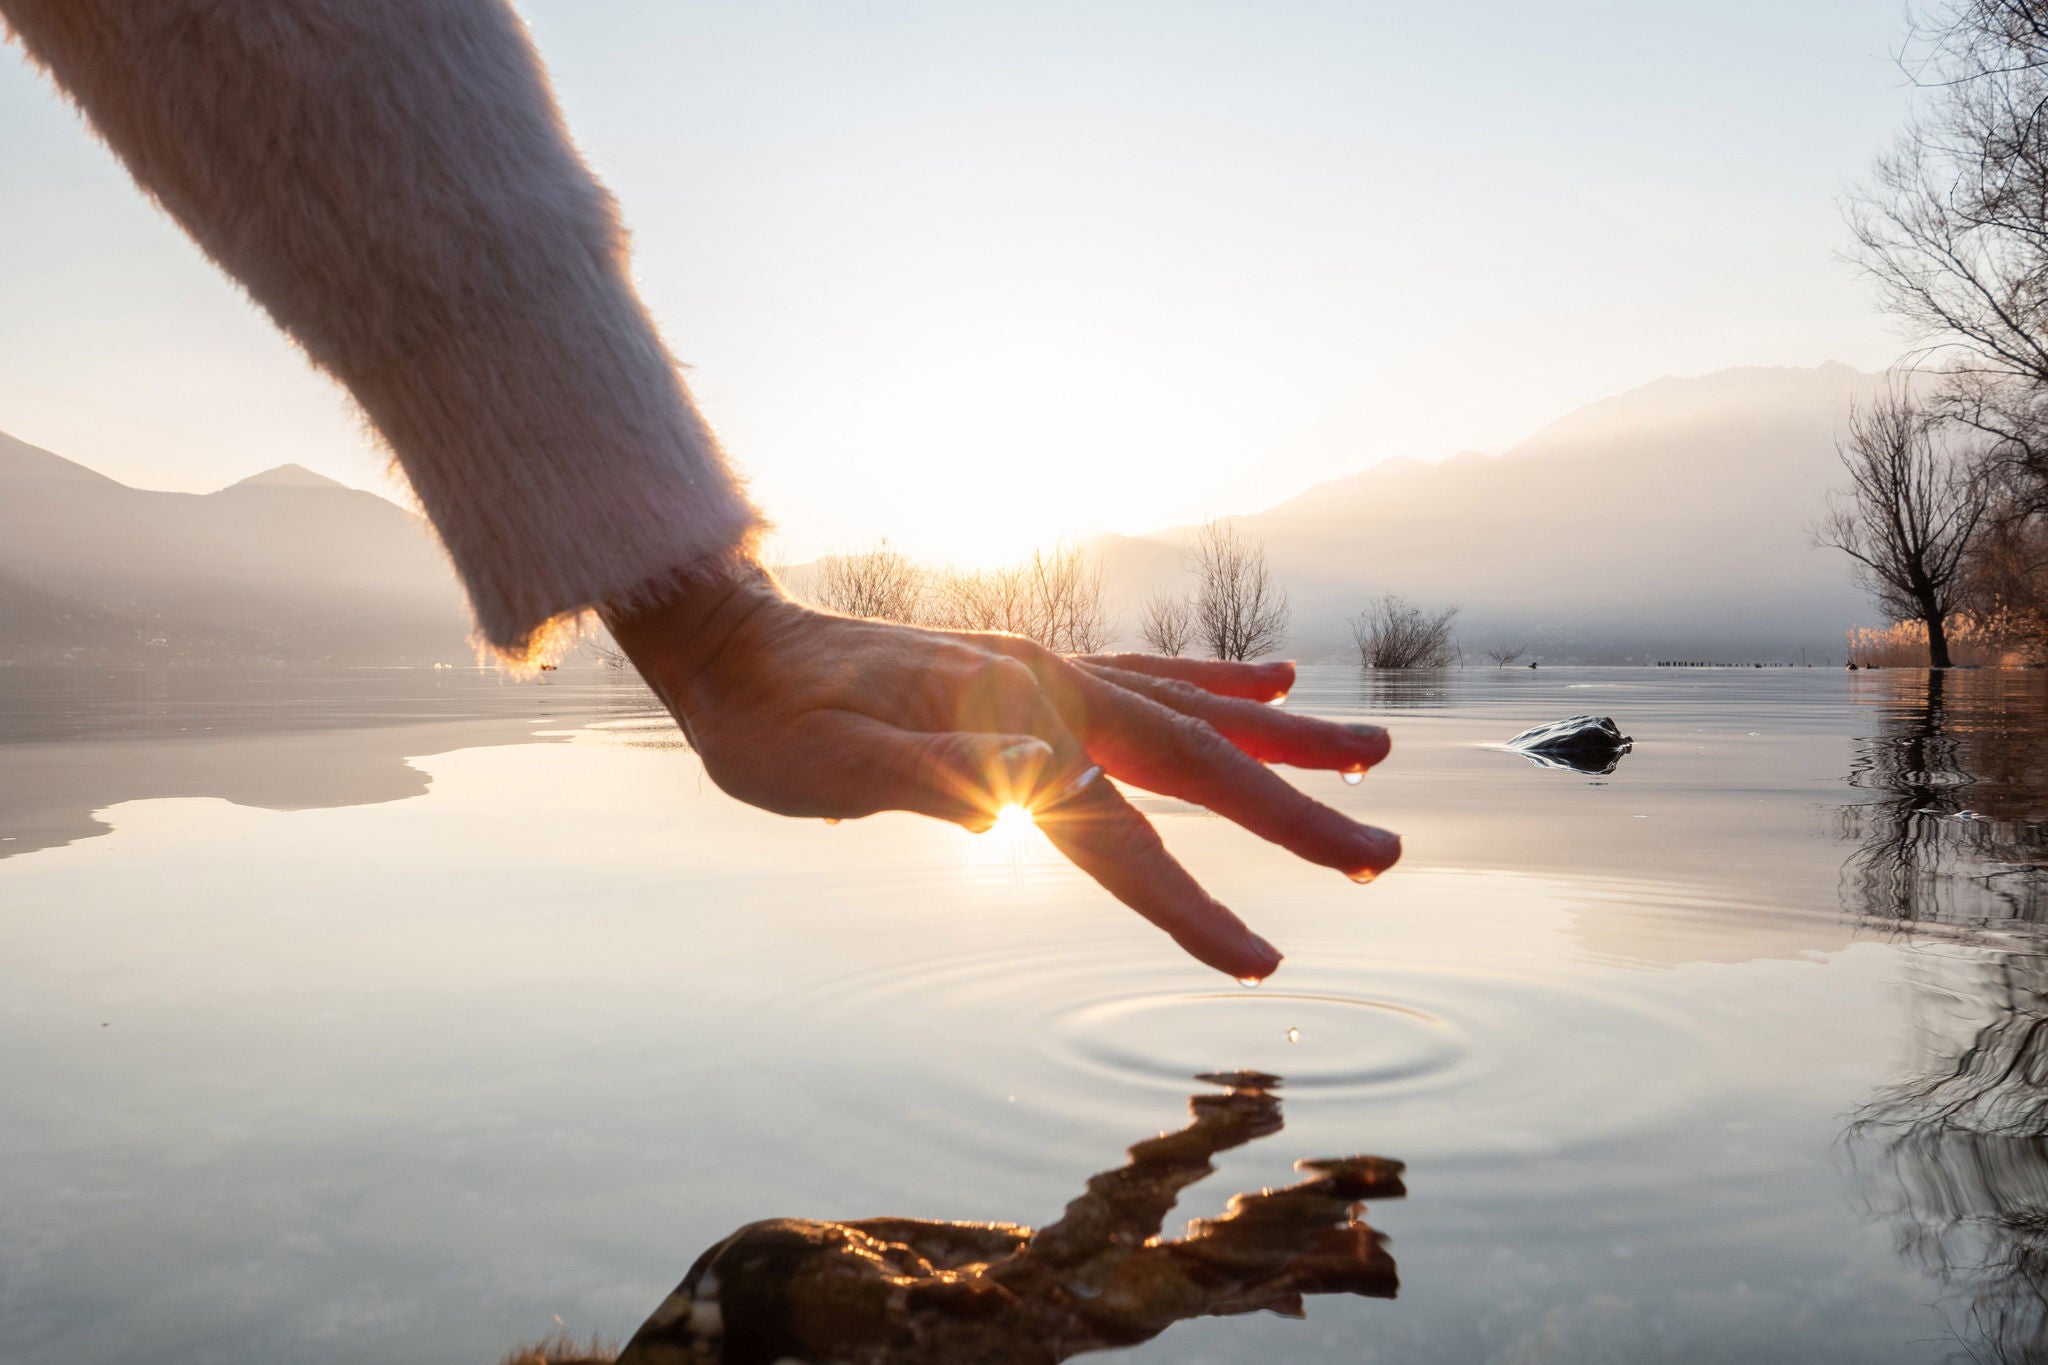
[809,540,927,623]
[1351,594,1460,669]
[1138,589,1196,656]
[1187,521,1290,661]
[1813,377,1994,666]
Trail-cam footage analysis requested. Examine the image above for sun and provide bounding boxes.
[991,803,1035,835]
[960,800,1043,866]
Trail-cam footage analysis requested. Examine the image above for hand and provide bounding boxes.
[603,555,1400,980]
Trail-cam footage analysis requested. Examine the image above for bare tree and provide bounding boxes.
[932,563,1029,635]
[1481,641,1529,668]
[1351,594,1459,669]
[1024,544,1112,653]
[1849,1,2048,461]
[1815,380,1993,667]
[1138,590,1196,656]
[927,544,1112,653]
[1188,521,1289,661]
[1849,0,2048,655]
[812,541,926,623]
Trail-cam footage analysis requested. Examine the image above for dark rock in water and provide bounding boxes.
[1504,715,1632,775]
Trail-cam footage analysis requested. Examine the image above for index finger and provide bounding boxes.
[1072,654,1295,703]
[1080,660,1389,773]
[1033,772,1282,981]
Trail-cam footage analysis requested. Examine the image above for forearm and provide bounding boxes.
[1,0,760,661]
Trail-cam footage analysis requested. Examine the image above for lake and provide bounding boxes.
[3,664,2046,1364]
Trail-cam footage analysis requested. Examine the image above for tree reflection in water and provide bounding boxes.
[1842,670,2048,1361]
[1352,669,1456,713]
[1839,670,2048,926]
[578,1073,1401,1365]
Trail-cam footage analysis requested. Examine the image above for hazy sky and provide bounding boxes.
[0,1,1916,563]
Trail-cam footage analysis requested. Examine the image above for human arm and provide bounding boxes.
[0,0,758,665]
[2,0,1401,979]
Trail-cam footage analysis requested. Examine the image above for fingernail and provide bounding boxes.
[1045,763,1103,807]
[1243,932,1283,978]
[999,739,1054,766]
[1349,829,1402,882]
[1343,722,1390,758]
[992,740,1054,801]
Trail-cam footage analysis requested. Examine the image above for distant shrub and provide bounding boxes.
[1846,613,2019,667]
[810,540,927,624]
[1352,594,1460,669]
[927,543,1111,653]
[496,1331,617,1365]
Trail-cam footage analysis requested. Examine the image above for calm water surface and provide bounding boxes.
[4,665,2048,1363]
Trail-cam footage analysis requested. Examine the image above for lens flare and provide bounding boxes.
[992,803,1034,834]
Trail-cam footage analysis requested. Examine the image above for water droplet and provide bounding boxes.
[1237,976,1262,990]
[1287,1027,1300,1043]
[1349,867,1379,885]
[823,817,841,826]
[1341,770,1365,785]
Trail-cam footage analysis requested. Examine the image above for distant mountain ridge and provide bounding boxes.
[1088,362,1881,661]
[0,434,472,664]
[224,462,351,492]
[0,362,1885,665]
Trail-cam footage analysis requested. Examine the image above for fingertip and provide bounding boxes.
[1347,829,1402,883]
[1343,722,1392,760]
[1175,913,1283,981]
[1242,932,1284,981]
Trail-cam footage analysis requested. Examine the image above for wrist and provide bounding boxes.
[600,546,786,709]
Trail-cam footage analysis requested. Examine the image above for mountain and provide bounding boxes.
[0,434,473,665]
[1093,363,1885,661]
[0,362,1893,666]
[224,462,350,491]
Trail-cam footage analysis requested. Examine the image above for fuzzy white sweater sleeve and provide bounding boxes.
[0,0,762,663]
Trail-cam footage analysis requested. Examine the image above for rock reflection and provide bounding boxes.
[1848,947,2048,1363]
[1839,670,2048,925]
[604,1072,1402,1365]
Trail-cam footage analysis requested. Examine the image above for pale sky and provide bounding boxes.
[0,1,1914,563]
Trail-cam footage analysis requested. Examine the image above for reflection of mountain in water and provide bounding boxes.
[0,668,654,860]
[563,1073,1402,1365]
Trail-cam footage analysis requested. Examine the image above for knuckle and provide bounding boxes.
[992,652,1045,694]
[1164,715,1228,768]
[1150,676,1209,710]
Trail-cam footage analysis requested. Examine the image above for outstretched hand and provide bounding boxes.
[603,558,1399,981]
